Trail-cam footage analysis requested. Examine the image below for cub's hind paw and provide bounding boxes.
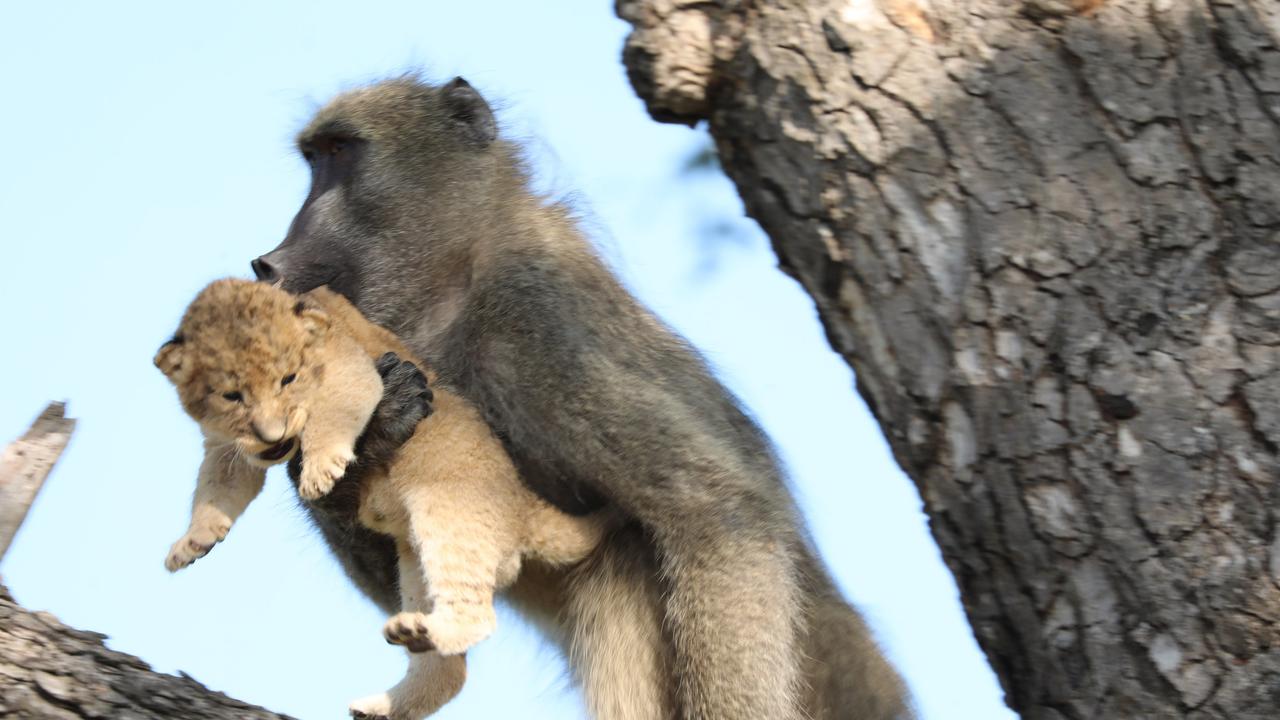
[383,611,435,653]
[298,445,355,500]
[164,522,229,572]
[349,693,392,720]
[384,607,496,655]
[423,608,497,656]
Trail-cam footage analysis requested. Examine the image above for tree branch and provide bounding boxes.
[0,402,76,561]
[0,583,293,718]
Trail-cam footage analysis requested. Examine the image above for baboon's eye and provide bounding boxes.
[281,373,297,387]
[329,139,346,156]
[302,149,315,164]
[222,391,243,402]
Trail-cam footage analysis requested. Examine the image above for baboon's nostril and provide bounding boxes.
[251,257,279,283]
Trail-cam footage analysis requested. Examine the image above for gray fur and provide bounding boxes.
[256,75,912,720]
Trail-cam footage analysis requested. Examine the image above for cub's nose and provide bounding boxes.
[251,256,280,284]
[251,419,286,445]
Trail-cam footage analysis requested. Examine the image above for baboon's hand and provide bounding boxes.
[375,352,433,435]
[355,353,433,468]
[165,520,230,572]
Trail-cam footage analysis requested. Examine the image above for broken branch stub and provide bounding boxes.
[0,402,76,561]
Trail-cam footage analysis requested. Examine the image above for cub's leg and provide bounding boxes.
[383,477,512,656]
[298,344,384,500]
[349,542,466,720]
[165,439,265,571]
[523,499,610,566]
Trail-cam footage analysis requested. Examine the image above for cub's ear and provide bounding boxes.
[442,76,496,148]
[293,299,331,340]
[154,334,189,382]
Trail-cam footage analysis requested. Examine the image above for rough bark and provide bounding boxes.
[618,1,1280,718]
[0,584,293,719]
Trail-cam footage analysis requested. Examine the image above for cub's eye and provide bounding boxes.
[222,391,243,402]
[281,373,297,387]
[329,139,346,156]
[302,149,315,164]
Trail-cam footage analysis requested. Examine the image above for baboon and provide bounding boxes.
[253,75,913,720]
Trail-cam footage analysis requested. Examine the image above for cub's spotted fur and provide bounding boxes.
[156,278,607,720]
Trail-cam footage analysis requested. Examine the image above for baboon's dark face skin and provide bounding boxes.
[254,135,366,304]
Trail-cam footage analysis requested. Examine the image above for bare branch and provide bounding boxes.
[0,402,76,561]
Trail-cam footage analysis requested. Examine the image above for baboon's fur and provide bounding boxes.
[255,75,914,720]
[157,278,606,720]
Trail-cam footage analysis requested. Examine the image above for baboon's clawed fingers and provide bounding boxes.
[374,356,433,431]
[375,352,402,376]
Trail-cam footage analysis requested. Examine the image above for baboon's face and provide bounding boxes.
[252,77,498,330]
[252,130,367,304]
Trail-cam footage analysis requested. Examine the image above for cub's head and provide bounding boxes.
[155,278,330,467]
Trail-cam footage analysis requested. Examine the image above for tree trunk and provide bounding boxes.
[618,1,1280,718]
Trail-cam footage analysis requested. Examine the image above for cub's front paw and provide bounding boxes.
[383,611,435,653]
[298,445,356,500]
[165,521,230,572]
[349,693,392,720]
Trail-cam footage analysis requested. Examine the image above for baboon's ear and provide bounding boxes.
[442,77,496,148]
[293,299,331,340]
[154,335,188,382]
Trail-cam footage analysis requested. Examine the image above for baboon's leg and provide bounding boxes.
[565,525,675,720]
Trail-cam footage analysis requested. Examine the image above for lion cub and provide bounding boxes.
[156,278,606,720]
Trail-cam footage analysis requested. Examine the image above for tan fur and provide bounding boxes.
[564,527,676,720]
[157,278,609,720]
[164,438,266,571]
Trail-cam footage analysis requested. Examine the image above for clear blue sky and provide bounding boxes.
[0,2,1014,719]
